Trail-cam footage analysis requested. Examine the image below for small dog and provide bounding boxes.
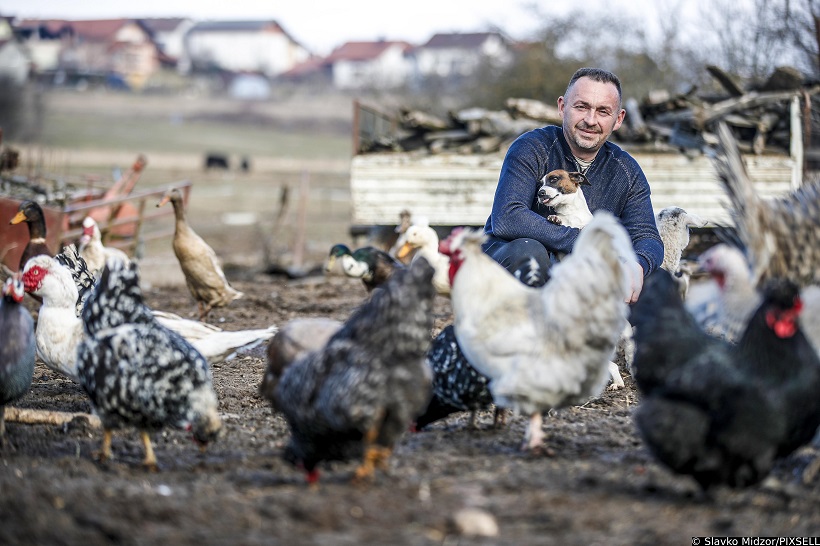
[537,169,592,228]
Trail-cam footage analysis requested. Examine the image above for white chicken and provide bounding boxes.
[440,211,634,451]
[78,216,130,275]
[397,223,450,296]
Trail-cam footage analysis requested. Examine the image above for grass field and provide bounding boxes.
[13,88,362,284]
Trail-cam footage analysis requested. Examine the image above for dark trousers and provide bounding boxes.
[481,235,556,286]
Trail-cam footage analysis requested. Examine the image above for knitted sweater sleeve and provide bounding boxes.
[617,165,664,276]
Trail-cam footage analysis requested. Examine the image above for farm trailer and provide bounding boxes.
[348,98,805,243]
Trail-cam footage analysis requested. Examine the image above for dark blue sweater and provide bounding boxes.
[484,125,664,276]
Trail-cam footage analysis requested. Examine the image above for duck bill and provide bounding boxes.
[9,211,27,225]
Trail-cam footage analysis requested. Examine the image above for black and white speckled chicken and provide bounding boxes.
[711,121,820,289]
[76,260,222,469]
[53,243,97,315]
[0,275,36,446]
[269,257,435,484]
[413,325,497,431]
[631,269,820,490]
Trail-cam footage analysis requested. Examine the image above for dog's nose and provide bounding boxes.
[537,187,547,198]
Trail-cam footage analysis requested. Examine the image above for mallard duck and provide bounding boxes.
[326,244,404,292]
[157,188,243,320]
[9,200,53,272]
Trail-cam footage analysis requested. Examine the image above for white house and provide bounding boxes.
[139,18,195,65]
[182,20,310,77]
[412,32,514,80]
[324,40,413,89]
[0,17,30,84]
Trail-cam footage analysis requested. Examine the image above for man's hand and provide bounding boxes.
[625,260,644,304]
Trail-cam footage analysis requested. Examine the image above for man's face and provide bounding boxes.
[557,76,625,161]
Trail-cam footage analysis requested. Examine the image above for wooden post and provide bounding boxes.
[292,170,309,268]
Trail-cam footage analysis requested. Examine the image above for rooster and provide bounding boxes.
[440,211,634,451]
[76,260,222,469]
[268,258,435,484]
[0,275,36,446]
[711,121,820,289]
[631,269,820,490]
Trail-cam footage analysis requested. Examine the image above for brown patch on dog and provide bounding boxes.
[544,170,589,194]
[538,169,590,207]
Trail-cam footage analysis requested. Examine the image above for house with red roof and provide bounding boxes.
[15,18,159,89]
[322,40,414,89]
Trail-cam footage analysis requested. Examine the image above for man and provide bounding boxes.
[482,67,663,303]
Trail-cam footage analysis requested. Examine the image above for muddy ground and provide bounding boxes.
[2,268,820,546]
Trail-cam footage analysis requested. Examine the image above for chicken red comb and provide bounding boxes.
[439,227,465,256]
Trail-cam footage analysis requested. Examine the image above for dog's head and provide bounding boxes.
[537,169,590,207]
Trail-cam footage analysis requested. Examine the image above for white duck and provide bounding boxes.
[78,216,131,275]
[397,224,451,296]
[22,255,276,381]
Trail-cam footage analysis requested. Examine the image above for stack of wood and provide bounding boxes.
[358,65,820,157]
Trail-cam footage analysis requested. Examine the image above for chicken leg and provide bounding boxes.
[0,406,7,448]
[96,428,114,462]
[141,431,158,471]
[607,361,625,390]
[522,413,545,451]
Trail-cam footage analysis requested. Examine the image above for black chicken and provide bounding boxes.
[270,257,436,484]
[0,275,36,446]
[76,261,222,469]
[413,325,496,430]
[631,269,820,491]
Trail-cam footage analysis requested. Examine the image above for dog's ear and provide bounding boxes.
[568,172,591,187]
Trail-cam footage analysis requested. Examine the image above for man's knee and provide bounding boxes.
[490,238,550,270]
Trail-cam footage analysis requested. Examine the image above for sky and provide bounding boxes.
[0,0,674,56]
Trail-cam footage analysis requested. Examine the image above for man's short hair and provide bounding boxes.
[565,68,622,106]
